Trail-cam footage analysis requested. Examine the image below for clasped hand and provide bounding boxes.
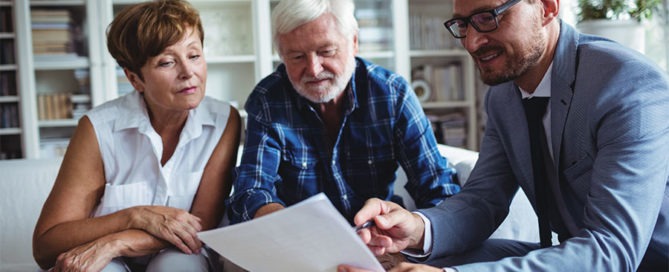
[53,206,203,271]
[131,205,204,254]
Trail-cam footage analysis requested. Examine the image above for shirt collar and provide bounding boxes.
[519,62,553,99]
[113,91,212,143]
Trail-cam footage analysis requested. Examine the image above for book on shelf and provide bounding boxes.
[409,12,454,50]
[356,7,392,51]
[0,71,16,96]
[73,68,90,94]
[32,29,71,43]
[31,9,74,56]
[37,93,78,121]
[33,53,83,63]
[30,9,70,20]
[428,112,467,148]
[0,40,15,65]
[432,63,464,102]
[0,103,19,129]
[413,63,464,102]
[198,8,252,56]
[0,6,12,33]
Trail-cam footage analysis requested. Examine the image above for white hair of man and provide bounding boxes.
[271,0,359,56]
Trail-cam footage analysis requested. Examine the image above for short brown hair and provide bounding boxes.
[106,0,204,79]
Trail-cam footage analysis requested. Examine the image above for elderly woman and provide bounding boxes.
[32,1,240,271]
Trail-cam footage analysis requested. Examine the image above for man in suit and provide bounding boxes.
[339,0,669,271]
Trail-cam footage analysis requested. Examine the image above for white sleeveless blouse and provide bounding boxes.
[86,91,231,217]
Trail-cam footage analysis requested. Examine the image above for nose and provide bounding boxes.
[179,61,195,79]
[462,27,488,53]
[305,54,324,77]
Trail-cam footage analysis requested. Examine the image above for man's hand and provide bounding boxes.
[338,262,443,272]
[128,206,203,254]
[354,198,426,256]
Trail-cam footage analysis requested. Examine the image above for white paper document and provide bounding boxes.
[198,193,384,272]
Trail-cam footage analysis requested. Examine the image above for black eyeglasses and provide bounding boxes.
[444,0,521,39]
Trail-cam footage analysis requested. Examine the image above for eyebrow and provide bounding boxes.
[452,3,498,18]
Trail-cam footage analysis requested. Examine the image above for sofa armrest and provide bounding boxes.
[0,158,62,270]
[394,144,539,243]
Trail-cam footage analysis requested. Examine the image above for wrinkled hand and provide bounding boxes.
[377,252,405,270]
[354,198,425,256]
[52,239,117,272]
[338,262,443,272]
[130,206,203,254]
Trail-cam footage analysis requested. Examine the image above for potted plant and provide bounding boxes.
[576,0,661,53]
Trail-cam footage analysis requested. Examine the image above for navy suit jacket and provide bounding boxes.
[421,21,669,271]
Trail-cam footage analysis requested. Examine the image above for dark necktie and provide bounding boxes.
[522,97,552,248]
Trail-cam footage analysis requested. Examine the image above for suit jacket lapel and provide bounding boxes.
[499,85,536,190]
[550,20,580,170]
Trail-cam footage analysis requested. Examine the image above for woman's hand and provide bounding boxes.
[128,206,203,254]
[52,238,120,272]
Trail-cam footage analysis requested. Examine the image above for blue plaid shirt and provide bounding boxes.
[228,57,460,223]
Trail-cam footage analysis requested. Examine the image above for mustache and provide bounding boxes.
[301,71,335,83]
[472,45,504,58]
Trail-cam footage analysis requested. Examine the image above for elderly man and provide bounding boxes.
[228,0,460,225]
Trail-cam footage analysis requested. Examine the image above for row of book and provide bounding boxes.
[199,8,252,56]
[428,112,467,148]
[37,93,91,121]
[0,103,19,128]
[0,6,13,33]
[31,9,81,58]
[0,40,15,65]
[356,4,393,52]
[38,93,70,120]
[409,13,458,50]
[0,71,17,96]
[412,63,464,102]
[0,6,23,160]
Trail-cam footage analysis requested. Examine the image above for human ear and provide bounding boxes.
[541,0,560,25]
[123,68,144,93]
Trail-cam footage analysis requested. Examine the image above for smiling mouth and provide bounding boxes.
[473,46,504,64]
[479,52,500,62]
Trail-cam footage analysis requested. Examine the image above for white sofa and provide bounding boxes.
[0,145,537,271]
[0,158,62,272]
